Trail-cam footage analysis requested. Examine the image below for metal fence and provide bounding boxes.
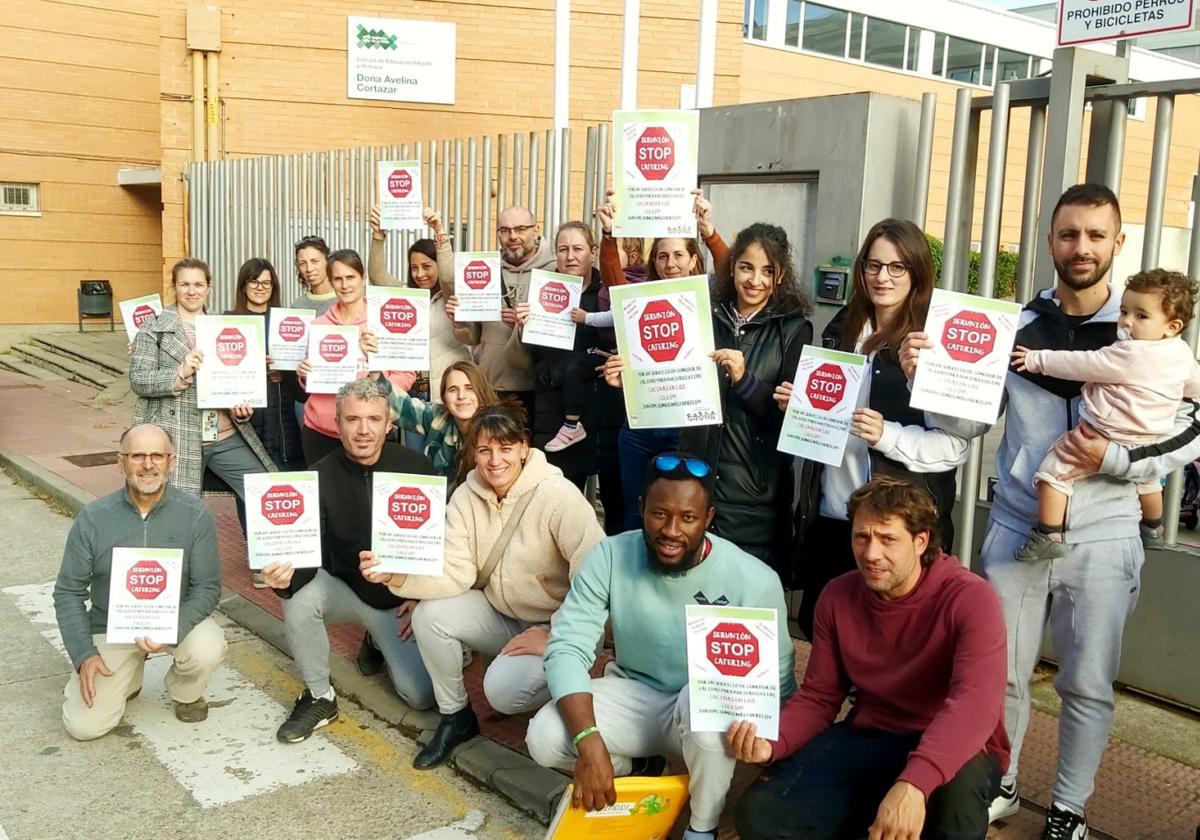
[186,124,616,312]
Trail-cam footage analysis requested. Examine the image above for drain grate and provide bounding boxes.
[62,451,119,468]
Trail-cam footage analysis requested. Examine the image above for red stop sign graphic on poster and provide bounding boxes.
[639,300,685,363]
[806,364,847,411]
[132,305,156,330]
[539,281,571,314]
[278,316,306,342]
[463,260,492,290]
[706,622,760,677]
[635,126,675,181]
[941,311,996,364]
[261,484,304,526]
[389,487,431,529]
[380,298,418,334]
[319,334,349,363]
[127,560,168,601]
[216,328,247,366]
[387,169,413,198]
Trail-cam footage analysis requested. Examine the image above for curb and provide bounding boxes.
[217,587,569,824]
[0,445,96,515]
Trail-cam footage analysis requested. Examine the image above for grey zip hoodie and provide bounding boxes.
[53,485,221,669]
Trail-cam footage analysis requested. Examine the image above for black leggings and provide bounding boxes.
[796,515,856,641]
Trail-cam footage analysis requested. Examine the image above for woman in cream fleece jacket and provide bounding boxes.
[361,402,605,769]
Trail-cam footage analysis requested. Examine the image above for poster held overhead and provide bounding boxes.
[612,109,699,239]
[366,287,430,370]
[377,160,424,230]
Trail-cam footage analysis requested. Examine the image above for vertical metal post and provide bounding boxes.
[543,129,556,232]
[911,92,937,229]
[468,138,478,251]
[497,134,508,214]
[954,82,1012,566]
[941,88,974,289]
[529,131,541,218]
[441,140,452,228]
[428,140,438,222]
[1142,94,1174,271]
[696,0,717,108]
[583,126,597,225]
[1103,98,1128,194]
[620,0,640,109]
[513,133,525,211]
[1015,104,1046,304]
[596,123,609,233]
[559,127,572,224]
[483,135,494,249]
[454,139,464,250]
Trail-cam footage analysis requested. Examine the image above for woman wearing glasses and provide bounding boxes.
[227,257,305,472]
[129,258,277,500]
[781,218,969,639]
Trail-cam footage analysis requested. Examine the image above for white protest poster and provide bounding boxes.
[371,473,447,576]
[686,605,780,740]
[106,548,183,645]
[244,472,322,571]
[347,16,456,104]
[909,289,1022,424]
[119,293,162,341]
[778,346,869,467]
[522,270,583,350]
[305,324,361,395]
[194,314,267,408]
[366,286,430,370]
[612,109,699,238]
[453,251,503,322]
[377,160,424,230]
[610,275,722,429]
[268,307,315,371]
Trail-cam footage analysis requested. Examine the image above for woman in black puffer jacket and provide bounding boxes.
[679,223,813,571]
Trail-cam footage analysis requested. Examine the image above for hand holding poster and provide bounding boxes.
[686,605,780,740]
[610,275,722,429]
[371,473,447,576]
[119,294,163,342]
[269,308,315,371]
[245,472,322,571]
[366,287,430,369]
[612,110,699,238]
[106,548,183,645]
[377,160,424,230]
[909,289,1021,424]
[522,270,582,350]
[453,251,503,322]
[195,314,267,408]
[305,324,361,394]
[778,346,868,466]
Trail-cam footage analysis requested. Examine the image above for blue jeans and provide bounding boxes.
[617,424,680,531]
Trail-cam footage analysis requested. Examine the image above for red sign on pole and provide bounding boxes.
[635,126,675,181]
[388,487,431,529]
[806,364,847,411]
[126,560,168,601]
[261,484,304,526]
[705,622,760,677]
[319,334,349,363]
[639,300,685,363]
[380,298,418,334]
[941,311,996,364]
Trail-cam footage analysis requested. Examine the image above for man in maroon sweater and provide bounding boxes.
[730,476,1009,840]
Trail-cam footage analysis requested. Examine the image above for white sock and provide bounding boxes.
[315,687,335,701]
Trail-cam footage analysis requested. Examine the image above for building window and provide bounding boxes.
[750,0,768,41]
[786,0,802,46]
[848,13,865,61]
[941,36,985,85]
[802,3,849,58]
[906,29,921,72]
[864,18,907,70]
[0,182,39,215]
[996,49,1031,81]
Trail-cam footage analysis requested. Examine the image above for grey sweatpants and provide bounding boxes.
[981,521,1143,813]
[525,666,736,834]
[201,433,263,499]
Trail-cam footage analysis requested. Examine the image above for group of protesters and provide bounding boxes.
[51,180,1200,840]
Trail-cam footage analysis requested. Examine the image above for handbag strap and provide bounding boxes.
[478,488,537,584]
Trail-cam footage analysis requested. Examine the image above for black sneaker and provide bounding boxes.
[276,689,338,744]
[1042,803,1088,840]
[629,755,668,777]
[356,633,384,677]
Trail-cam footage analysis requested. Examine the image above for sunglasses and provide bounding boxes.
[653,455,711,478]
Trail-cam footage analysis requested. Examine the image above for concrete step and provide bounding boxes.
[10,343,115,389]
[0,354,62,381]
[30,333,127,377]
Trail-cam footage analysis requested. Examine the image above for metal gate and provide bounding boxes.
[186,124,614,312]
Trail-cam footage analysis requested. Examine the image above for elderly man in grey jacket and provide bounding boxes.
[53,423,226,740]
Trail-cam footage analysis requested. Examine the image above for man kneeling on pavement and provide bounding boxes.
[732,476,1009,840]
[262,378,437,742]
[525,452,796,840]
[53,423,227,740]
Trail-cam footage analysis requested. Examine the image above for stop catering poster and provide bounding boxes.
[119,293,163,342]
[366,286,431,370]
[610,275,722,430]
[194,314,268,408]
[377,160,424,230]
[371,473,447,576]
[244,472,321,571]
[106,548,184,645]
[686,605,780,740]
[522,269,582,350]
[909,289,1022,424]
[612,109,699,239]
[778,345,868,466]
[269,307,315,371]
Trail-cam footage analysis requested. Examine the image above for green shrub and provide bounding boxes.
[925,233,1016,300]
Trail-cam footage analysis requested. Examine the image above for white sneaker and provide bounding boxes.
[988,782,1020,823]
[544,422,587,452]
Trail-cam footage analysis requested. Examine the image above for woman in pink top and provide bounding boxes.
[297,249,416,465]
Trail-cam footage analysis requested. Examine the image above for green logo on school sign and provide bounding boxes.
[356,24,397,50]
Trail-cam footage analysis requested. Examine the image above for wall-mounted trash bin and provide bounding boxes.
[78,279,115,332]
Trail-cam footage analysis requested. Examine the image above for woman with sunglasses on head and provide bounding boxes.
[779,218,970,639]
[297,249,417,466]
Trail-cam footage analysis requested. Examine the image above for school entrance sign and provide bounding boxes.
[1058,0,1195,47]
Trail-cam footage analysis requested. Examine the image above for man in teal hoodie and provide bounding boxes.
[526,452,795,840]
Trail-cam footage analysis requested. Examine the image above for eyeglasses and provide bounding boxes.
[862,259,909,279]
[497,224,537,238]
[653,455,711,478]
[120,452,170,465]
[245,278,273,289]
